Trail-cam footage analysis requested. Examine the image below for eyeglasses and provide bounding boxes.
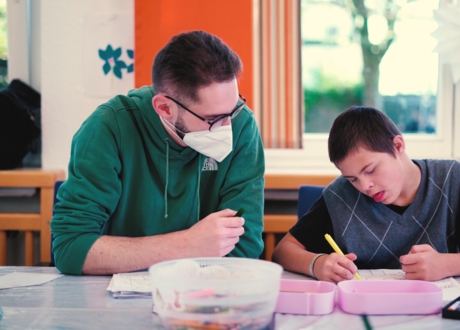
[164,94,246,131]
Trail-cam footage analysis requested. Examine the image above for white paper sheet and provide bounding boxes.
[107,271,152,298]
[0,272,63,289]
[358,269,460,301]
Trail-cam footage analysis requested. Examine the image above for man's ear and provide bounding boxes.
[393,135,405,155]
[152,95,174,119]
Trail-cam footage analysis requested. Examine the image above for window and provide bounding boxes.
[265,0,457,173]
[301,0,438,135]
[0,0,7,87]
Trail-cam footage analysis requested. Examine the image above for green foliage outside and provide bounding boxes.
[0,0,7,87]
[304,86,363,132]
[304,68,363,133]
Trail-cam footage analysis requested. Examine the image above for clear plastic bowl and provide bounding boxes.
[149,257,283,330]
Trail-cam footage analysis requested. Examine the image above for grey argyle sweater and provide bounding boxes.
[323,159,460,269]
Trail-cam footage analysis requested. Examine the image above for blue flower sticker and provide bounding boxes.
[99,44,127,79]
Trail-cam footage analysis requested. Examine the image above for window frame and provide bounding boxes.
[265,2,458,174]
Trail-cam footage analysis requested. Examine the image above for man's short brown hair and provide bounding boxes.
[152,30,242,103]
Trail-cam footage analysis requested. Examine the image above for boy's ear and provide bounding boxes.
[393,135,405,154]
[152,95,174,119]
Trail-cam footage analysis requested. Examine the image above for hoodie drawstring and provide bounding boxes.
[164,138,170,218]
[196,154,202,221]
[163,138,202,222]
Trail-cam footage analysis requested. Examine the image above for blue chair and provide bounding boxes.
[297,185,325,219]
[50,180,64,266]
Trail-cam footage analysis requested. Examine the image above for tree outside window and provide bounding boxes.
[302,0,438,134]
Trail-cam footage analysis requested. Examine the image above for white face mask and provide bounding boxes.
[161,117,233,162]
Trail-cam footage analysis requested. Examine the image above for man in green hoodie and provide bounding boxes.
[51,31,265,275]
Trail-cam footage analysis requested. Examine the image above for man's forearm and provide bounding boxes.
[82,231,191,275]
[81,209,247,274]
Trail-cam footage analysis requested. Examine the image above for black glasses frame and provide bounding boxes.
[164,94,247,131]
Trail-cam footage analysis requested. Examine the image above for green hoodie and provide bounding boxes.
[51,86,265,275]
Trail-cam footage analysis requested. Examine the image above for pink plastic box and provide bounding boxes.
[275,279,335,315]
[338,280,442,315]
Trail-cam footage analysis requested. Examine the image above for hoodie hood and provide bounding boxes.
[128,85,198,159]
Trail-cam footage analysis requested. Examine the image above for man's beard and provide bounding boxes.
[174,112,190,138]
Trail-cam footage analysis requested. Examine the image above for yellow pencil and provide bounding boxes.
[324,233,361,280]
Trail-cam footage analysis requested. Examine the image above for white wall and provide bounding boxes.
[35,0,134,172]
[4,0,133,265]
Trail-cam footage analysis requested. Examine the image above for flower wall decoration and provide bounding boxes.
[99,44,134,79]
[82,14,134,97]
[127,49,134,73]
[432,2,460,84]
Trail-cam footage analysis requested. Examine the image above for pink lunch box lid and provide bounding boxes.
[275,279,336,315]
[338,280,442,315]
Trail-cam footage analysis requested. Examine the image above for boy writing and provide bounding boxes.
[272,106,460,283]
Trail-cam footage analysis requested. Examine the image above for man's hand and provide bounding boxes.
[185,209,245,257]
[314,252,358,283]
[82,209,245,275]
[400,244,445,281]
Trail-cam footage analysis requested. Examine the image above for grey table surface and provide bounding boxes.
[0,266,459,330]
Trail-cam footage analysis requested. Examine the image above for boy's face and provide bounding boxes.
[336,140,405,205]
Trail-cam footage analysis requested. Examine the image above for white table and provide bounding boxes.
[0,267,459,329]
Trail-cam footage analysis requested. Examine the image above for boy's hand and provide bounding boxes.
[400,244,444,281]
[314,252,358,283]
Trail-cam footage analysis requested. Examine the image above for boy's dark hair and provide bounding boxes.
[152,30,242,102]
[328,106,401,165]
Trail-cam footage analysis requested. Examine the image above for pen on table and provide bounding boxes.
[324,233,361,280]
